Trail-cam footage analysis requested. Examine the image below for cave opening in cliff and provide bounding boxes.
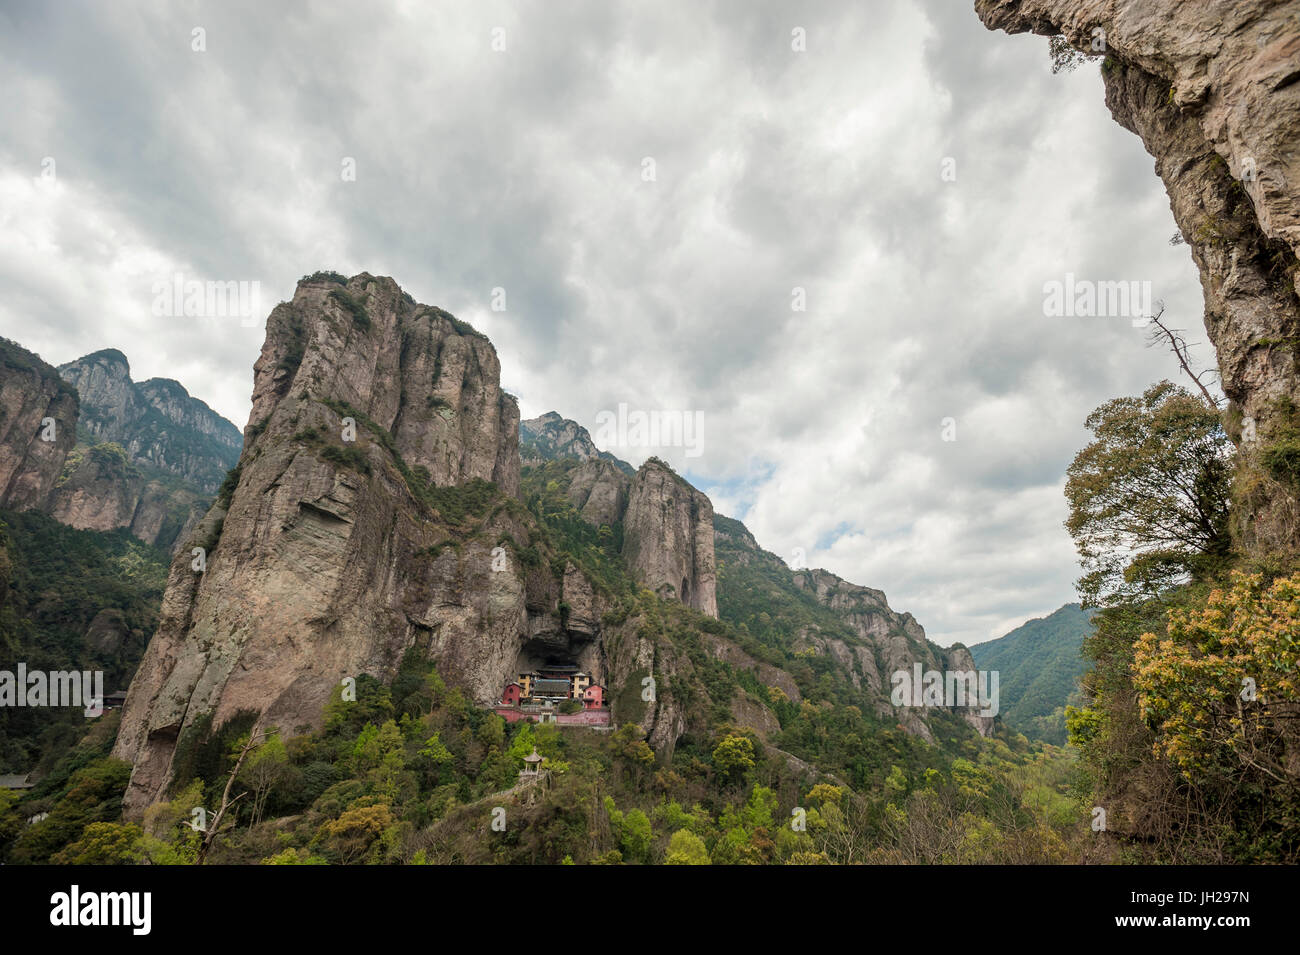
[505,630,605,707]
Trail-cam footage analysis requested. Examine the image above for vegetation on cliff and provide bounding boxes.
[1064,383,1299,863]
[1,658,1090,865]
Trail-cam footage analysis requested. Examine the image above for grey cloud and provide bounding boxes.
[0,0,1212,644]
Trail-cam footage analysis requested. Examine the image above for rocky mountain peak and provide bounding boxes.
[113,274,530,810]
[0,337,78,512]
[622,457,718,617]
[520,410,632,473]
[78,348,131,373]
[58,349,241,495]
[250,272,519,495]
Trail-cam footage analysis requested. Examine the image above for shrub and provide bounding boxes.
[329,288,371,331]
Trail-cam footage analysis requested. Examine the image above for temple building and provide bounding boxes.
[500,664,603,707]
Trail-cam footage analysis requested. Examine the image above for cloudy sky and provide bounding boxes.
[0,0,1214,646]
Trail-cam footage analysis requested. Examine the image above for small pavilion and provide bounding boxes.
[520,748,545,777]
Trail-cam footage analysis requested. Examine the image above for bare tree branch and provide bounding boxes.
[1145,304,1221,408]
[197,719,267,865]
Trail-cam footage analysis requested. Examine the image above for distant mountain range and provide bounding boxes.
[970,603,1094,745]
[58,348,242,494]
[0,338,242,553]
[520,411,635,474]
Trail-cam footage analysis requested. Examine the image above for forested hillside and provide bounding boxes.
[0,508,168,773]
[970,604,1093,744]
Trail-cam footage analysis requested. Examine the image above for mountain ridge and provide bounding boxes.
[110,272,997,813]
[970,602,1093,744]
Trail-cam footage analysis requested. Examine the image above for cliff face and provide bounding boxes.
[976,0,1300,556]
[0,340,220,552]
[622,459,719,617]
[113,274,534,812]
[560,456,718,616]
[527,416,994,738]
[523,425,718,616]
[48,444,207,553]
[0,339,78,511]
[793,569,994,738]
[249,275,520,495]
[59,349,242,495]
[565,458,631,527]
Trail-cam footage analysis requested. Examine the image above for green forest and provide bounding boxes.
[1,380,1296,865]
[971,604,1093,745]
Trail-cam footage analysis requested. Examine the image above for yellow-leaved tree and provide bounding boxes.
[1132,571,1300,785]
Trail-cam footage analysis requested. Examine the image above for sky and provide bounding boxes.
[0,0,1215,647]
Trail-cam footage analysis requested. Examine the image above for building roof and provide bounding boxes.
[0,774,33,789]
[523,748,544,763]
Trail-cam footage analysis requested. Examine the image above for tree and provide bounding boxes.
[315,800,395,864]
[619,808,652,862]
[52,822,143,865]
[1144,305,1220,408]
[139,779,204,864]
[806,783,843,808]
[1065,381,1233,605]
[506,722,537,765]
[416,732,454,788]
[263,847,328,865]
[1048,35,1101,73]
[197,722,267,864]
[0,789,22,857]
[239,732,289,826]
[665,829,710,865]
[711,734,756,781]
[1132,571,1300,785]
[603,799,652,863]
[10,758,132,864]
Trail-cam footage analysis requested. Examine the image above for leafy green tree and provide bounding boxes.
[611,724,655,769]
[416,732,454,787]
[239,731,289,826]
[711,734,755,781]
[0,789,22,857]
[1065,381,1232,605]
[740,785,777,831]
[620,808,652,862]
[314,799,394,864]
[806,783,843,807]
[506,723,537,765]
[52,822,143,865]
[665,829,710,865]
[139,778,204,864]
[264,847,328,865]
[10,758,131,864]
